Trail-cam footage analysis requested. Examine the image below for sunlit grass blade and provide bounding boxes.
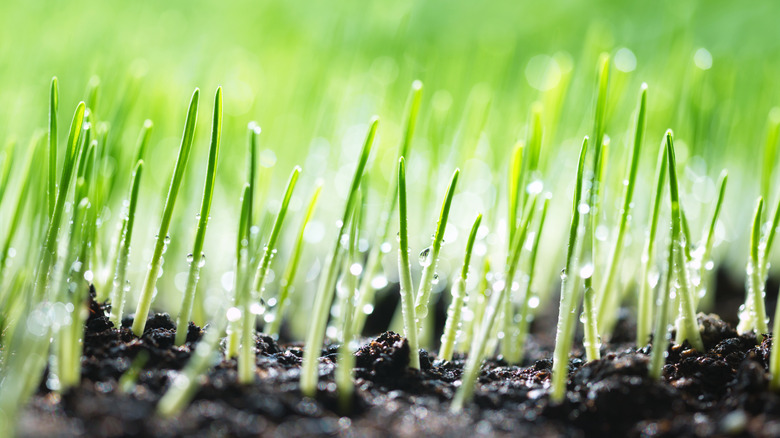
[760,109,780,208]
[597,83,647,333]
[550,136,589,403]
[354,80,422,335]
[227,184,252,359]
[738,197,768,339]
[451,193,536,411]
[240,166,300,383]
[175,87,223,346]
[667,131,704,351]
[514,194,551,363]
[439,213,481,361]
[414,168,459,322]
[507,142,524,242]
[34,100,86,301]
[336,193,360,413]
[300,117,377,397]
[396,157,420,369]
[48,76,58,218]
[268,183,322,338]
[696,170,727,309]
[0,135,41,286]
[649,224,675,379]
[132,89,199,336]
[109,160,143,326]
[637,142,668,346]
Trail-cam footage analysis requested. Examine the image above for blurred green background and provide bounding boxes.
[1,0,780,334]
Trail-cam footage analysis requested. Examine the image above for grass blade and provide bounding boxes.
[300,117,377,397]
[132,89,199,336]
[175,87,223,346]
[48,77,58,218]
[396,157,421,369]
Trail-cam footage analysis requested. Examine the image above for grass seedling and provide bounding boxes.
[0,135,41,286]
[550,136,589,404]
[175,87,223,346]
[34,100,86,301]
[649,222,675,380]
[354,81,422,335]
[132,89,199,336]
[414,168,459,324]
[439,213,481,361]
[636,143,668,346]
[336,194,361,413]
[48,76,58,218]
[666,131,704,351]
[597,83,647,334]
[396,157,421,369]
[300,117,377,397]
[459,256,491,351]
[514,194,551,363]
[227,184,252,359]
[738,198,768,340]
[239,166,300,383]
[695,171,727,309]
[580,55,610,361]
[268,183,322,338]
[109,160,143,327]
[451,194,536,411]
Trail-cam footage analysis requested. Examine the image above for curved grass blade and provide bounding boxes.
[132,89,199,336]
[175,87,223,346]
[550,136,589,403]
[34,101,86,301]
[354,80,422,335]
[239,166,300,383]
[667,131,704,351]
[109,160,144,327]
[597,83,647,332]
[300,117,377,397]
[439,213,481,361]
[451,193,536,411]
[414,168,459,321]
[268,183,322,338]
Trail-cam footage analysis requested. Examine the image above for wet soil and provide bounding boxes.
[17,289,780,437]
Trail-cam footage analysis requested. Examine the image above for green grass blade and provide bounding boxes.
[0,136,41,286]
[175,87,223,346]
[507,142,524,243]
[597,83,647,332]
[649,222,675,379]
[227,184,252,359]
[439,213,481,361]
[134,119,154,163]
[34,101,86,301]
[239,166,300,383]
[696,170,727,308]
[550,136,589,403]
[414,168,460,321]
[48,76,58,218]
[451,194,536,411]
[268,183,322,338]
[354,81,423,335]
[637,142,668,346]
[761,110,780,208]
[132,89,200,336]
[667,131,704,351]
[515,193,551,363]
[0,139,16,209]
[337,191,361,413]
[300,117,377,397]
[109,160,143,327]
[396,157,421,370]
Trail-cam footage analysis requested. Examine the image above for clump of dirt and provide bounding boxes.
[17,293,780,437]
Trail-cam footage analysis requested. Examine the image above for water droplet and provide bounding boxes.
[250,302,266,315]
[362,303,374,315]
[198,253,206,268]
[371,275,388,289]
[226,307,242,322]
[186,253,194,263]
[349,263,363,276]
[528,296,540,308]
[380,242,392,253]
[705,260,714,271]
[419,247,432,267]
[432,273,440,285]
[164,234,171,245]
[579,263,594,279]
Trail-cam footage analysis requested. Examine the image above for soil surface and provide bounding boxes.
[17,290,780,438]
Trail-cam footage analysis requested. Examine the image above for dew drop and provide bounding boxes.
[419,247,432,267]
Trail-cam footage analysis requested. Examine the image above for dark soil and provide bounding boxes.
[17,288,780,437]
